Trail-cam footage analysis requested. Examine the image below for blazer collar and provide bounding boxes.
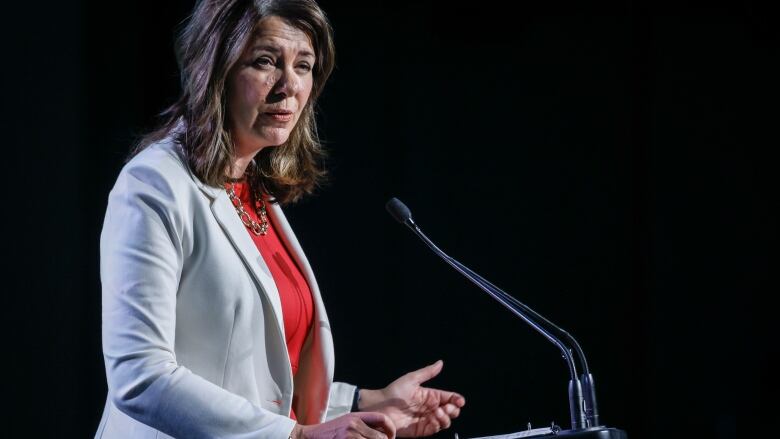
[193,177,224,200]
[183,159,284,320]
[165,135,287,332]
[178,149,278,315]
[207,189,286,331]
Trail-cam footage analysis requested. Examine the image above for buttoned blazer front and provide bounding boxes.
[95,138,355,439]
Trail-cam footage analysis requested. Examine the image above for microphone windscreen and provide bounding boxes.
[385,198,412,224]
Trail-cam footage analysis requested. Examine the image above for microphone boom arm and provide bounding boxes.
[446,257,601,427]
[402,218,589,430]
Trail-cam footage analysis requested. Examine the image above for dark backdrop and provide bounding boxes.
[4,1,777,438]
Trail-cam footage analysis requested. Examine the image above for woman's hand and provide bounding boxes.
[358,360,466,437]
[293,412,396,439]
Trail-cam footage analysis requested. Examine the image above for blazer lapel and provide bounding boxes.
[196,183,287,345]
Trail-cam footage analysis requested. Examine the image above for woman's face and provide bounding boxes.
[226,16,315,152]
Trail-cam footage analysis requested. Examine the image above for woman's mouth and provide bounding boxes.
[263,110,294,122]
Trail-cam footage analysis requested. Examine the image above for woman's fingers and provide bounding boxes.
[351,419,387,439]
[443,402,461,419]
[355,411,396,439]
[407,360,444,384]
[423,416,442,436]
[434,389,466,408]
[423,387,466,411]
[449,392,466,407]
[303,412,396,439]
[434,406,452,430]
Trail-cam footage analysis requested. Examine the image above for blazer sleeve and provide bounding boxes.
[100,162,296,439]
[325,382,358,421]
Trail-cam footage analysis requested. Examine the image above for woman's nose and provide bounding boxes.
[273,66,302,97]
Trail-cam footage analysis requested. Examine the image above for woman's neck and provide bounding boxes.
[229,143,269,179]
[229,155,254,179]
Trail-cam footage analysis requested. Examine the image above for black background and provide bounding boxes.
[4,1,777,438]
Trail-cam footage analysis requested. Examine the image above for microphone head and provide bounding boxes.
[385,197,413,224]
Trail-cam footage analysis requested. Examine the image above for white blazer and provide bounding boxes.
[95,137,355,439]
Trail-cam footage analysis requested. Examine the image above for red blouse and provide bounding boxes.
[226,181,314,420]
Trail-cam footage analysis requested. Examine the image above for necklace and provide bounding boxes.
[226,182,269,236]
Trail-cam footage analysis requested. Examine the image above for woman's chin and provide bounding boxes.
[253,128,291,148]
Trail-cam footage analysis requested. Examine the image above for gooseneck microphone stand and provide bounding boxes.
[386,198,627,438]
[447,259,601,429]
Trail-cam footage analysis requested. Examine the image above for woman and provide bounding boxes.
[95,1,465,438]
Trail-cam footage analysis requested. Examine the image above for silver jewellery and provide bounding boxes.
[226,181,269,236]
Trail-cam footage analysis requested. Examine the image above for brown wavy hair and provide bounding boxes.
[133,0,335,204]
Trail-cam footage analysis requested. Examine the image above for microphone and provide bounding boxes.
[386,197,414,226]
[385,198,617,435]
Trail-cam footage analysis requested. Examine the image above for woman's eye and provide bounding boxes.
[252,57,274,68]
[296,63,313,72]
